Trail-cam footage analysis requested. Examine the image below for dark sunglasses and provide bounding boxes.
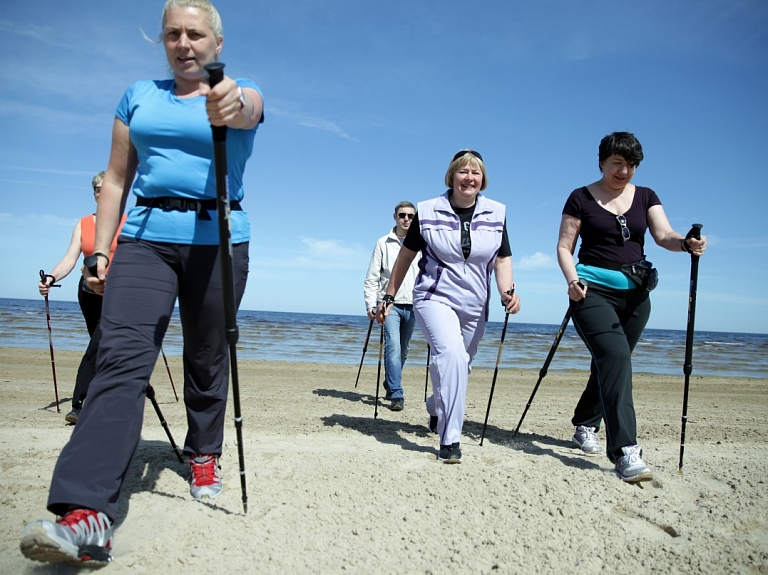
[452,149,483,162]
[398,213,414,220]
[616,215,630,243]
[93,186,102,193]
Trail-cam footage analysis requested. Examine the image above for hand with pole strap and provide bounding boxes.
[679,223,703,471]
[204,61,248,513]
[39,270,62,412]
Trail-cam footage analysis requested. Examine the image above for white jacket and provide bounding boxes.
[363,227,420,311]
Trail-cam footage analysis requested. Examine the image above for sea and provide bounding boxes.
[1,298,766,379]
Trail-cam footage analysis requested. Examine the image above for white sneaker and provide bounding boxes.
[572,426,602,455]
[615,445,653,482]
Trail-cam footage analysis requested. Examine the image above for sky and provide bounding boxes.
[1,0,766,334]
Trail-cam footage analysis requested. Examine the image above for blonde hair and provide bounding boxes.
[161,0,223,40]
[444,149,487,191]
[92,171,106,189]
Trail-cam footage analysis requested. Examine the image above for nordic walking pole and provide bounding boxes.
[424,344,430,402]
[514,281,586,436]
[204,62,247,513]
[679,223,703,471]
[146,383,184,463]
[354,319,374,388]
[480,287,514,446]
[373,323,384,419]
[39,270,61,413]
[160,347,179,401]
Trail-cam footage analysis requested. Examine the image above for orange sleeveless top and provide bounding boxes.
[80,214,127,263]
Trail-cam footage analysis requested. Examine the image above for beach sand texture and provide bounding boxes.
[1,347,766,574]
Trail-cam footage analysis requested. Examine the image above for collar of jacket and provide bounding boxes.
[435,190,493,217]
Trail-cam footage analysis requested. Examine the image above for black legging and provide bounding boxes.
[71,277,104,408]
[570,283,651,462]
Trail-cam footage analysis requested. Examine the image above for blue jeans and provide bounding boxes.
[384,304,416,400]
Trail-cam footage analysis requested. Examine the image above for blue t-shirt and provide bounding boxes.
[116,78,262,245]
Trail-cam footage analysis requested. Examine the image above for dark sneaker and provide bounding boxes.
[615,445,653,482]
[428,415,438,434]
[389,398,404,411]
[20,508,113,566]
[65,408,81,424]
[189,454,223,499]
[572,425,602,455]
[437,443,462,464]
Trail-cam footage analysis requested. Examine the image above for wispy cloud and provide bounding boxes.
[267,105,359,142]
[517,252,555,270]
[254,237,368,272]
[0,20,73,49]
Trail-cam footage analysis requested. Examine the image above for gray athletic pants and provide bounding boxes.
[47,237,248,520]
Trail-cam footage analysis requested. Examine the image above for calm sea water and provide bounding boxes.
[1,298,766,379]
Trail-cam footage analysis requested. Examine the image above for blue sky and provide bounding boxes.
[1,0,766,333]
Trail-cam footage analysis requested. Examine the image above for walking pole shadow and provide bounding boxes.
[462,419,603,472]
[322,413,436,455]
[40,397,73,413]
[313,388,378,406]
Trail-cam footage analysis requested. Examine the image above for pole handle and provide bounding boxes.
[204,62,227,142]
[39,270,61,288]
[685,223,703,241]
[205,62,225,87]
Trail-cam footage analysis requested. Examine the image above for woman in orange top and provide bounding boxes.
[38,171,126,423]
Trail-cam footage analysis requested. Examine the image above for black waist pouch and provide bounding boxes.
[621,260,658,292]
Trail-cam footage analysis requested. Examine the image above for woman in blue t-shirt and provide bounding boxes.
[21,0,264,566]
[557,132,706,483]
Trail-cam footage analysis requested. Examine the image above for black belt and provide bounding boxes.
[136,196,242,220]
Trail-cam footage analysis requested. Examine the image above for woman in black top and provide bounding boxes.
[556,132,706,482]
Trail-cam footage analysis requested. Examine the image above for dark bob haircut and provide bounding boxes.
[598,132,644,172]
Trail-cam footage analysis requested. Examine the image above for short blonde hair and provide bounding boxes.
[92,171,106,189]
[444,149,487,191]
[162,0,223,40]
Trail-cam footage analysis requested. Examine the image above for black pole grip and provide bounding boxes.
[204,62,227,142]
[685,223,703,241]
[39,270,61,288]
[205,62,225,88]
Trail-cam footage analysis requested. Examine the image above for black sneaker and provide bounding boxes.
[389,398,404,411]
[65,408,81,424]
[438,443,461,464]
[428,415,438,434]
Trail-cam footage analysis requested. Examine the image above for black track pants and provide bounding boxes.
[570,284,650,462]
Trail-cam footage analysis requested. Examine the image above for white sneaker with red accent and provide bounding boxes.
[20,508,113,566]
[189,454,223,499]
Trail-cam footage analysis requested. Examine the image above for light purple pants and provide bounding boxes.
[416,299,487,446]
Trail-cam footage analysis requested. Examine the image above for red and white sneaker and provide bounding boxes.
[189,454,223,499]
[20,508,113,566]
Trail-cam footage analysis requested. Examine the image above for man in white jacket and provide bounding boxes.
[363,201,420,411]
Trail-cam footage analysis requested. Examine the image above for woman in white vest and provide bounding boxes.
[378,149,521,463]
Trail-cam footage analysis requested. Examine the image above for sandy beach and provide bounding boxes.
[1,346,766,574]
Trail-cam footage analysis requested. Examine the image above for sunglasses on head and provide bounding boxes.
[616,215,630,243]
[398,212,414,220]
[452,149,483,162]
